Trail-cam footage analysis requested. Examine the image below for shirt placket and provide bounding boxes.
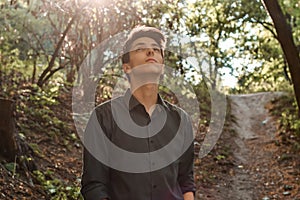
[147,109,159,200]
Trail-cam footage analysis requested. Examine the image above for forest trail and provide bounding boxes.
[197,92,288,200]
[1,89,298,200]
[225,92,285,199]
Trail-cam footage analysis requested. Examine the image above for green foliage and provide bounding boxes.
[33,170,82,200]
[4,162,17,174]
[215,154,226,160]
[234,61,293,93]
[271,94,300,151]
[1,0,144,88]
[1,0,299,197]
[279,0,300,46]
[1,0,298,94]
[281,112,300,135]
[14,82,70,141]
[234,0,300,93]
[193,80,212,124]
[0,52,81,198]
[28,143,43,157]
[278,97,300,136]
[184,0,269,88]
[0,4,50,79]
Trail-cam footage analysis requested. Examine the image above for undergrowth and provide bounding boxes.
[1,69,82,199]
[270,93,300,152]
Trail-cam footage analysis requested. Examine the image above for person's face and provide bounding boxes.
[123,37,164,79]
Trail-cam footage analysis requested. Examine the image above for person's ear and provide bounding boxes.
[122,63,131,74]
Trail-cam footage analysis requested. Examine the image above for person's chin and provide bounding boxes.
[131,63,163,76]
[130,71,162,87]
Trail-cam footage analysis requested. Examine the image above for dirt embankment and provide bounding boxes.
[196,92,300,200]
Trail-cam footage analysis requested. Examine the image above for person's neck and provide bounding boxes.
[131,83,158,115]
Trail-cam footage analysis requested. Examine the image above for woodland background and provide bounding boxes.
[0,0,300,199]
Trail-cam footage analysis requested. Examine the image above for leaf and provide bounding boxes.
[4,162,16,173]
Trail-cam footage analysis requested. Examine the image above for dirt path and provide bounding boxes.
[196,92,286,200]
[226,92,284,199]
[1,90,297,199]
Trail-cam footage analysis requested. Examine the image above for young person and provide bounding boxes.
[81,26,195,200]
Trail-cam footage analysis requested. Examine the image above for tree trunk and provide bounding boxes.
[261,0,300,118]
[37,2,89,88]
[37,13,78,88]
[0,98,17,162]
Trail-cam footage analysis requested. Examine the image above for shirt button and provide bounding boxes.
[150,140,154,143]
[153,185,157,188]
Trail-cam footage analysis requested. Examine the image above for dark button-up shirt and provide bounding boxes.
[81,89,195,200]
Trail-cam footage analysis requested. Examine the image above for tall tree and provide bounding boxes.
[261,0,300,117]
[181,0,270,89]
[0,0,146,89]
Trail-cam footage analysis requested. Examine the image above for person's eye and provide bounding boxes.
[135,47,146,52]
[153,48,161,52]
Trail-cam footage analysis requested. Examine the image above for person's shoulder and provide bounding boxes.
[163,100,192,127]
[94,99,111,112]
[94,95,124,112]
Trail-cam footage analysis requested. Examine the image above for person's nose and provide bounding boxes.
[146,48,154,56]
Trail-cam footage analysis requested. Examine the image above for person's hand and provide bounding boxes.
[183,192,194,200]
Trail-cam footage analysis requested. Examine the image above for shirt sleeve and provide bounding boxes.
[81,109,111,200]
[177,114,196,195]
[81,149,110,200]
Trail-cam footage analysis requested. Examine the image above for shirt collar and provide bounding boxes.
[124,89,169,111]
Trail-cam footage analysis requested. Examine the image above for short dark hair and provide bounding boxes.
[121,26,166,64]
